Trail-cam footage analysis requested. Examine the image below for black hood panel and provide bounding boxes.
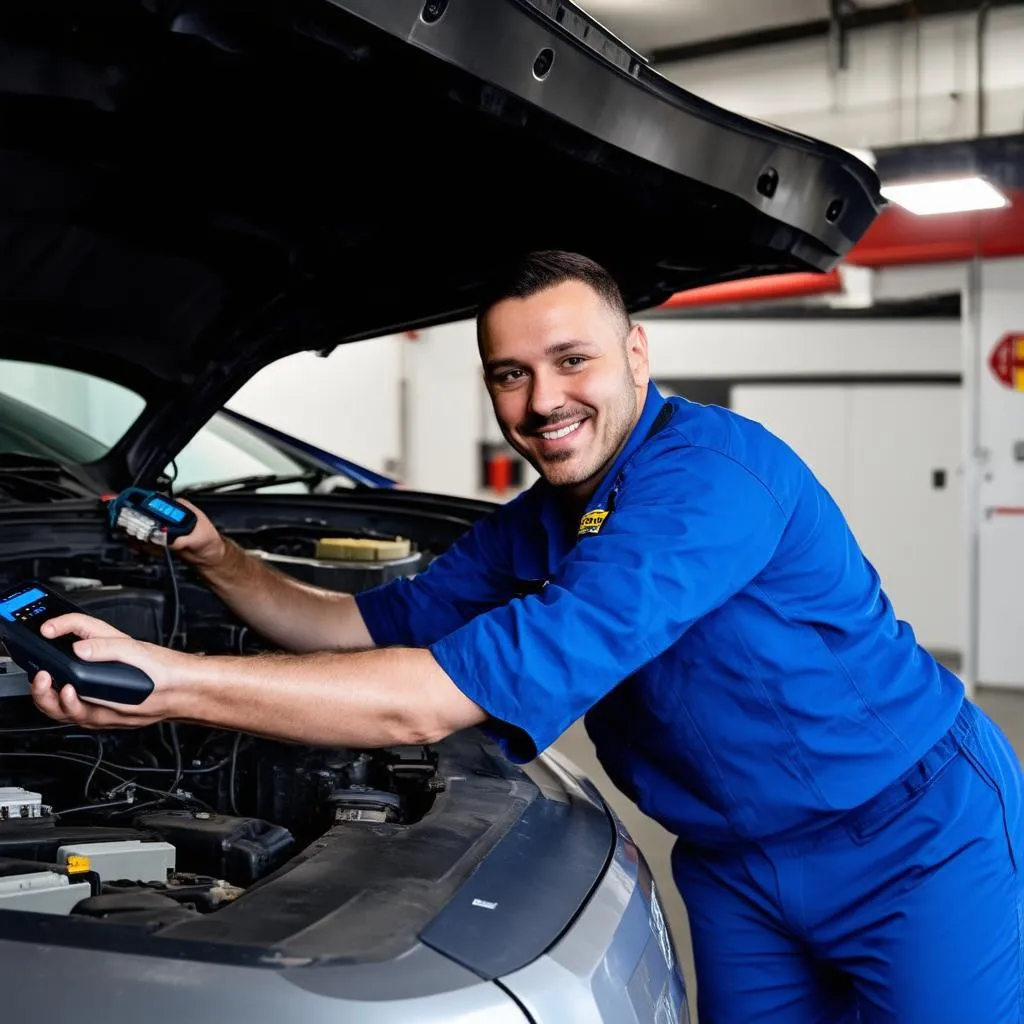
[0,0,883,484]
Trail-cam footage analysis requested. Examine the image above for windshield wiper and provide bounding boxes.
[0,452,67,471]
[0,453,84,501]
[181,470,323,496]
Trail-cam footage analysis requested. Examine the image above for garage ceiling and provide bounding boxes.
[582,0,986,56]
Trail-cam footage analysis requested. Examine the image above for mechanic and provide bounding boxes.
[31,251,1024,1024]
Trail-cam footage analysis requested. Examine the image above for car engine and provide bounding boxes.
[0,525,444,923]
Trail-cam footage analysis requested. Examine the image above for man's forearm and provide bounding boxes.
[188,538,373,653]
[172,646,486,748]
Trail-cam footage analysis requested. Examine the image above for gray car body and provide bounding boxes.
[1,749,688,1024]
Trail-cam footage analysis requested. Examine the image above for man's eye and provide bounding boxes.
[562,356,586,368]
[496,369,526,385]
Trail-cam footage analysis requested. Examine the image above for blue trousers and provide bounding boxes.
[673,700,1024,1024]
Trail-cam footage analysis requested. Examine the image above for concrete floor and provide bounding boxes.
[553,683,1024,1021]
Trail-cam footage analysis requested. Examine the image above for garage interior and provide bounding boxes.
[225,1,1024,1009]
[2,1,1023,1019]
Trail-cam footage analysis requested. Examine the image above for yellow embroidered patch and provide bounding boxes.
[578,509,610,537]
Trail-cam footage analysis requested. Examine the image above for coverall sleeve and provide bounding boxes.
[353,495,525,648]
[428,440,789,762]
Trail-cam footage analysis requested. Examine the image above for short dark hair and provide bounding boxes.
[476,251,630,341]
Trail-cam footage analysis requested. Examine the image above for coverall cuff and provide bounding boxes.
[429,633,542,764]
[353,585,408,648]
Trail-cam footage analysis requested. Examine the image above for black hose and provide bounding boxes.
[79,754,233,776]
[164,543,181,648]
[0,750,131,786]
[229,732,243,816]
[54,799,135,819]
[169,722,183,794]
[84,734,104,799]
[0,724,75,734]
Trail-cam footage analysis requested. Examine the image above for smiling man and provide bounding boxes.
[479,262,644,501]
[31,251,1024,1024]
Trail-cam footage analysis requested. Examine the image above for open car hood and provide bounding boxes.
[0,0,883,488]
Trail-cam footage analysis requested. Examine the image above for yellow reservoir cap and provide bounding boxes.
[315,537,411,562]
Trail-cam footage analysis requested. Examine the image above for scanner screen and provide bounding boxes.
[145,496,187,523]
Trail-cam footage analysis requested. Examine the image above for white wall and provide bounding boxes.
[870,264,968,304]
[401,319,493,497]
[227,336,405,479]
[643,316,961,376]
[658,7,1024,149]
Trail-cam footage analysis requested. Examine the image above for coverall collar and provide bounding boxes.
[584,380,668,514]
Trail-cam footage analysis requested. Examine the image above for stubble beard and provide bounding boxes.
[540,382,638,491]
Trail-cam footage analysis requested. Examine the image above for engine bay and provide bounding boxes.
[0,518,445,925]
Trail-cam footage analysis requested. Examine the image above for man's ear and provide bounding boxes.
[627,323,650,387]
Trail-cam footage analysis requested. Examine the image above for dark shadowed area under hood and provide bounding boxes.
[0,0,883,488]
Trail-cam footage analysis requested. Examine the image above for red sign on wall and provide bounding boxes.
[989,333,1024,391]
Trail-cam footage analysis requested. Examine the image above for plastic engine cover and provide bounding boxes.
[135,811,294,886]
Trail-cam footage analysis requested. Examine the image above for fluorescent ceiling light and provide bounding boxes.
[881,175,1009,216]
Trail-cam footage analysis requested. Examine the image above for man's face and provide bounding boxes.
[479,280,650,498]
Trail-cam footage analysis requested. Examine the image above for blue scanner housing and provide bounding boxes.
[108,488,197,546]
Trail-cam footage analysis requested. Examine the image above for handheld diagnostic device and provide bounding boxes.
[108,488,197,547]
[0,583,155,705]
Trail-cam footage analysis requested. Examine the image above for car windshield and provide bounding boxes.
[0,359,145,461]
[0,359,320,492]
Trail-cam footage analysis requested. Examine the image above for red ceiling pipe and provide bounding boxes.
[658,269,843,309]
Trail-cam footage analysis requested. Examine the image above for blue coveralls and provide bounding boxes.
[356,382,1024,1024]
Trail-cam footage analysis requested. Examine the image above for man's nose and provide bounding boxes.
[528,372,566,419]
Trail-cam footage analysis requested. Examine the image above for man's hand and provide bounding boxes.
[30,613,195,730]
[167,498,227,569]
[117,496,224,567]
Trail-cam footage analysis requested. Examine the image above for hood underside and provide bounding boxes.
[0,0,883,485]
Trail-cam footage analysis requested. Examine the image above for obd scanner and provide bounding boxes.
[108,488,196,547]
[0,583,155,705]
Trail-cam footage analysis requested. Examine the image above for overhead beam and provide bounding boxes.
[873,131,1024,188]
[648,0,1021,65]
